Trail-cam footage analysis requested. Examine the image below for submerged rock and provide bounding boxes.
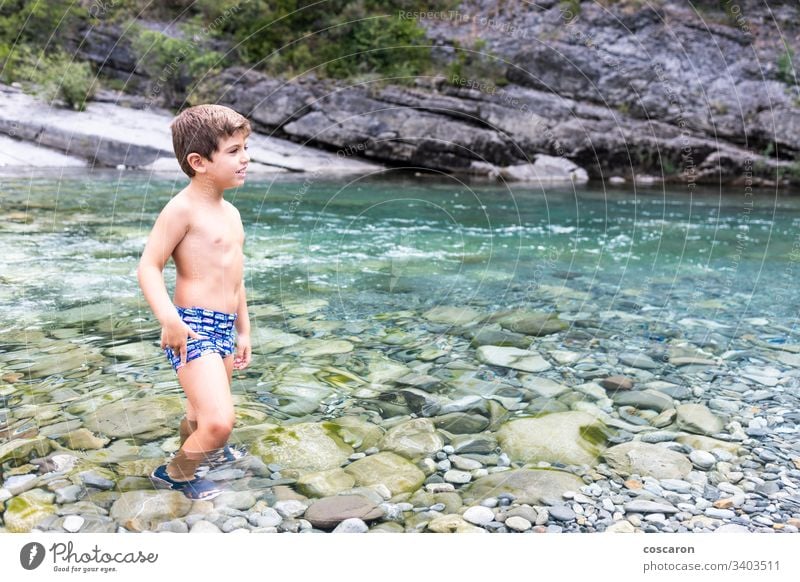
[493,310,568,336]
[110,491,192,532]
[304,494,385,529]
[296,468,356,498]
[3,489,56,532]
[250,423,353,472]
[476,346,551,372]
[343,452,425,496]
[603,442,692,480]
[675,403,725,436]
[378,418,444,460]
[82,397,183,441]
[464,469,585,506]
[497,411,611,466]
[422,306,482,325]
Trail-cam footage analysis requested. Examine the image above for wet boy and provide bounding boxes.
[137,104,252,500]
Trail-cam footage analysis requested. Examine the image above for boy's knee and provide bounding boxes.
[206,416,234,440]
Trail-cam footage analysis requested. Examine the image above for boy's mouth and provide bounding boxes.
[235,166,247,177]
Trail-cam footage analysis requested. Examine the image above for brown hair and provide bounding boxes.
[170,104,252,177]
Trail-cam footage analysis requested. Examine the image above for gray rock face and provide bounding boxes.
[27,1,799,186]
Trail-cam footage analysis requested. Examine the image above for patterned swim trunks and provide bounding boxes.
[164,306,238,372]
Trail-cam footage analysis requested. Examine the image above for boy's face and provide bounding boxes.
[189,130,250,189]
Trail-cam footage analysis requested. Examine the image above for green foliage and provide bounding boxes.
[16,50,96,110]
[210,0,443,79]
[129,25,226,105]
[0,0,88,83]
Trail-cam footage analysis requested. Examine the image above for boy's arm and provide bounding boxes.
[235,280,251,335]
[233,279,252,370]
[136,199,189,325]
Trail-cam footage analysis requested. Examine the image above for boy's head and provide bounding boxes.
[170,104,252,178]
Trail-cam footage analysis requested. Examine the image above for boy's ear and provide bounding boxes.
[186,152,207,174]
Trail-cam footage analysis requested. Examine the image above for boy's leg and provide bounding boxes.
[179,416,198,447]
[166,354,235,481]
[176,355,235,455]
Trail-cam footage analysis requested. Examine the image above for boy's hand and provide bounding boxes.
[160,317,206,367]
[234,333,252,370]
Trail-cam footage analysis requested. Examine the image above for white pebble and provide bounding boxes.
[505,516,532,531]
[689,450,716,469]
[63,515,84,533]
[463,506,494,526]
[333,518,368,533]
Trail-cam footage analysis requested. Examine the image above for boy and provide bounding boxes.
[137,104,252,500]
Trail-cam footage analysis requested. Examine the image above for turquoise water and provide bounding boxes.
[2,170,798,334]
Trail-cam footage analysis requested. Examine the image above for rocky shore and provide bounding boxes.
[2,296,799,534]
[3,1,798,186]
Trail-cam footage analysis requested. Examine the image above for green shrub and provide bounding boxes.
[17,50,96,110]
[208,0,445,79]
[129,25,226,106]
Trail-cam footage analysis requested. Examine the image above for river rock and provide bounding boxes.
[431,413,490,434]
[603,442,693,479]
[378,418,444,460]
[2,489,56,533]
[463,505,495,525]
[343,452,425,496]
[600,375,634,391]
[297,468,356,497]
[675,435,742,454]
[332,517,369,533]
[618,353,660,369]
[0,436,51,465]
[476,346,551,372]
[426,514,487,533]
[304,494,384,530]
[250,422,353,472]
[497,411,610,465]
[464,469,584,506]
[63,515,85,533]
[468,328,532,349]
[423,306,482,325]
[109,491,192,532]
[519,375,571,398]
[493,310,567,336]
[450,433,498,454]
[505,515,532,531]
[56,428,109,450]
[284,338,353,357]
[623,500,678,514]
[675,403,724,435]
[323,416,384,451]
[612,389,674,412]
[83,397,183,441]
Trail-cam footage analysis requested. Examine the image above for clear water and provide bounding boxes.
[2,169,798,332]
[1,168,799,408]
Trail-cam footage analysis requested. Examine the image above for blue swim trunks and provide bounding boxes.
[164,306,238,372]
